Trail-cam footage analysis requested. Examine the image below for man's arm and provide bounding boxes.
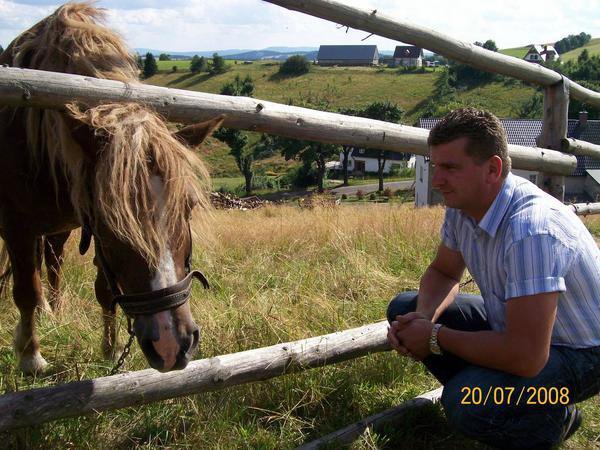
[436,292,558,377]
[417,243,466,321]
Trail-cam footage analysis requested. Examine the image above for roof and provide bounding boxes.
[586,170,600,185]
[418,117,600,176]
[317,45,378,61]
[393,46,423,59]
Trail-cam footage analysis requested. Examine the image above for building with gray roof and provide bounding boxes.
[317,45,379,66]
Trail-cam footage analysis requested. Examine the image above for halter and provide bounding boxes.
[79,221,209,319]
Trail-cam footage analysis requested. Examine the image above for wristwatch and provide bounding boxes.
[429,323,444,355]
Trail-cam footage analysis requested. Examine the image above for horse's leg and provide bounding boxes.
[44,231,71,312]
[94,259,116,359]
[6,232,48,374]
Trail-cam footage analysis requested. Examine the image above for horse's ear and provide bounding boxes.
[174,115,226,148]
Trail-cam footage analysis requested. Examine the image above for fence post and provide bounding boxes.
[536,79,570,201]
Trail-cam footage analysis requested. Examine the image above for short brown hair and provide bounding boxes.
[428,107,511,177]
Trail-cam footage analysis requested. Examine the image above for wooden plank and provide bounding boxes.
[561,138,600,160]
[570,202,600,215]
[0,67,578,175]
[536,80,570,201]
[262,0,600,107]
[0,321,391,431]
[296,387,443,449]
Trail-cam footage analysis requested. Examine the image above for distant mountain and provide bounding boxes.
[263,46,317,53]
[134,48,252,58]
[223,49,318,61]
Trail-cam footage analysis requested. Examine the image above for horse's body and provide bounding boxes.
[0,3,222,374]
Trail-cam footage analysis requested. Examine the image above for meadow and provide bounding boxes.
[0,204,599,448]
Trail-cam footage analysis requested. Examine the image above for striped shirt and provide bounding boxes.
[441,173,600,348]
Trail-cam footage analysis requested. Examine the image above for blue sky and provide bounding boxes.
[1,0,598,52]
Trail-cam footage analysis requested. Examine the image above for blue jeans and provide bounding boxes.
[387,291,600,449]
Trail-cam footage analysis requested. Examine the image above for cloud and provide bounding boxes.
[1,0,598,51]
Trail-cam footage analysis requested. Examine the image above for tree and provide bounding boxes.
[213,76,257,195]
[358,101,404,192]
[338,107,361,186]
[482,40,498,52]
[190,55,206,74]
[158,53,170,61]
[220,74,254,97]
[279,55,310,76]
[209,53,227,75]
[0,45,4,56]
[143,52,158,78]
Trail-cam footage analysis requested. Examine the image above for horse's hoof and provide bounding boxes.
[19,353,48,375]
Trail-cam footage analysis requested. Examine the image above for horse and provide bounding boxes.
[0,3,224,374]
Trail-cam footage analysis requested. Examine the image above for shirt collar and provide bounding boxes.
[477,173,517,238]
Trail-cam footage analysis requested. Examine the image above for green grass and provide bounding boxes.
[499,46,530,59]
[560,37,600,62]
[1,206,598,448]
[156,60,191,71]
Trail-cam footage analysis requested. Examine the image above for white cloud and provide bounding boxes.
[1,0,598,51]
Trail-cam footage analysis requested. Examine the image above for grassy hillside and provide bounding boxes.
[499,46,529,59]
[144,61,538,179]
[560,37,600,62]
[1,205,598,448]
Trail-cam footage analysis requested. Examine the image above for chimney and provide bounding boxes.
[579,111,588,127]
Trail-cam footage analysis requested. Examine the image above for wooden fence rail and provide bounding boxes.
[0,321,390,432]
[0,67,578,175]
[262,0,600,107]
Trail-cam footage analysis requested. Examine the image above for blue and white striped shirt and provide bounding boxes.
[441,173,600,348]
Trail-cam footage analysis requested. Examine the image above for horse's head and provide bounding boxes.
[68,103,224,372]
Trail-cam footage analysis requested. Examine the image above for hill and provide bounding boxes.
[499,46,529,59]
[144,61,536,178]
[560,37,600,62]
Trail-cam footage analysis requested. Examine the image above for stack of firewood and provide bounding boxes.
[210,192,268,210]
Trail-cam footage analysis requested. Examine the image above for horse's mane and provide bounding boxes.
[3,2,211,268]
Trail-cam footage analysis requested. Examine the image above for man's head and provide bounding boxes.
[428,108,510,220]
[428,107,511,178]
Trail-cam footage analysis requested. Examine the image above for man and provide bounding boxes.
[387,107,600,449]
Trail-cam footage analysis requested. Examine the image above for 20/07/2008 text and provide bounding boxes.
[460,386,570,406]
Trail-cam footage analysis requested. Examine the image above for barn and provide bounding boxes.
[317,45,379,66]
[392,45,423,67]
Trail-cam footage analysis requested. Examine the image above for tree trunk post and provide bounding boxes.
[536,79,569,201]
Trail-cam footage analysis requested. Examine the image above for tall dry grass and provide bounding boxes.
[0,204,597,449]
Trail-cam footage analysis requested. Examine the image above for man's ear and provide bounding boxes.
[488,155,503,182]
[174,115,226,148]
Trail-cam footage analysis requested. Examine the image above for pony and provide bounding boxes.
[0,2,224,374]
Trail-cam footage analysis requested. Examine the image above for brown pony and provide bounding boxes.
[0,3,223,374]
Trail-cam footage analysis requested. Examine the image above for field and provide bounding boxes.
[144,61,537,178]
[1,205,599,448]
[561,38,600,62]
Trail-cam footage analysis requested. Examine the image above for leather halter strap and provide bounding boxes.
[80,220,209,318]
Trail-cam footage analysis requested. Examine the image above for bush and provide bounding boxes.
[171,66,178,73]
[383,187,393,197]
[279,164,318,189]
[190,55,206,74]
[356,189,364,200]
[341,193,348,200]
[279,55,310,76]
[369,193,377,200]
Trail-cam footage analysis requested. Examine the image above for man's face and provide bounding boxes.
[430,137,490,212]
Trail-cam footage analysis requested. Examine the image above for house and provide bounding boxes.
[317,45,379,66]
[333,147,409,175]
[415,112,600,207]
[524,44,559,63]
[392,46,423,67]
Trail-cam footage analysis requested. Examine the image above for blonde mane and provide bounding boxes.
[4,2,211,268]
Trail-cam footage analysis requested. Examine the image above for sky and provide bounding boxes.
[0,0,598,52]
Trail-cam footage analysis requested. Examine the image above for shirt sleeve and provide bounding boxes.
[504,234,573,299]
[440,208,459,251]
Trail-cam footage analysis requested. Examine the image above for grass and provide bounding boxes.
[560,38,600,62]
[1,205,598,448]
[499,46,530,59]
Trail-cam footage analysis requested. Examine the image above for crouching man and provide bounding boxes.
[387,107,600,449]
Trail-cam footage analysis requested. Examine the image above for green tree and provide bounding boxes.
[158,53,170,61]
[358,101,404,192]
[482,40,498,52]
[213,76,257,194]
[209,53,227,75]
[279,55,310,76]
[143,52,158,78]
[190,55,206,74]
[0,45,4,55]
